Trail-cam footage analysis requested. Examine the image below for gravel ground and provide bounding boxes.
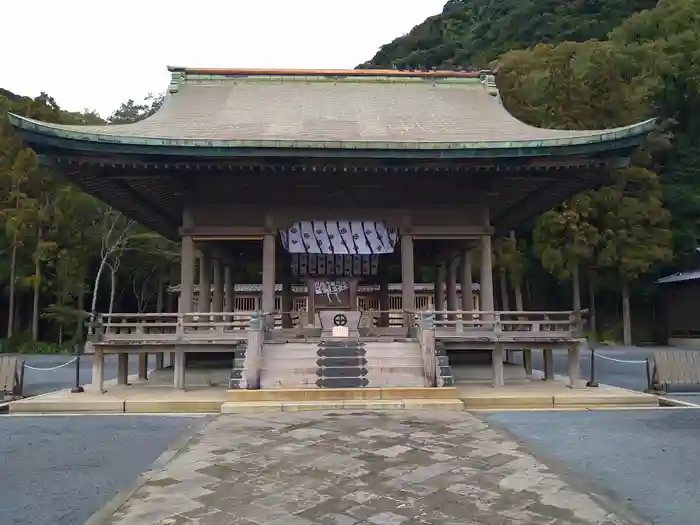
[0,415,208,525]
[483,409,700,525]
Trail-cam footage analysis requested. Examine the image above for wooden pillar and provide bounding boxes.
[173,348,186,390]
[180,238,195,313]
[281,266,293,328]
[261,233,276,313]
[435,263,446,313]
[307,278,316,326]
[379,262,390,327]
[212,256,224,312]
[480,238,495,313]
[117,353,129,385]
[180,205,195,313]
[567,342,582,388]
[400,234,415,328]
[492,344,505,387]
[92,348,104,393]
[138,353,148,380]
[198,250,211,313]
[461,249,473,311]
[447,257,459,314]
[224,264,235,312]
[543,349,555,380]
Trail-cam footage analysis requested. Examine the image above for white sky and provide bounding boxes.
[1,0,446,118]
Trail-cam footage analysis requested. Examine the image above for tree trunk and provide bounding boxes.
[622,279,632,346]
[91,257,107,317]
[31,227,42,342]
[572,264,581,313]
[108,265,117,315]
[7,232,18,338]
[156,276,164,313]
[514,284,524,311]
[588,272,597,344]
[508,231,524,311]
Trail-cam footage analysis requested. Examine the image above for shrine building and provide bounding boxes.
[8,68,654,394]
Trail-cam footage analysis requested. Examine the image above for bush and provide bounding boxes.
[0,334,73,354]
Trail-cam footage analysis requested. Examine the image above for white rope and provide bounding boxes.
[593,352,647,365]
[23,357,78,371]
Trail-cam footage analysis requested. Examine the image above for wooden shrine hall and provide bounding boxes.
[8,67,654,392]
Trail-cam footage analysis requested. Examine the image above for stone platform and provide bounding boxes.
[8,366,658,414]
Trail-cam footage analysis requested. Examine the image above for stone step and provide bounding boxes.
[263,348,423,359]
[260,357,424,369]
[259,377,426,389]
[258,340,427,389]
[260,377,318,389]
[221,398,466,413]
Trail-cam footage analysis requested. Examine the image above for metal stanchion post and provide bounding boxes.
[645,357,652,391]
[586,348,599,387]
[71,343,84,394]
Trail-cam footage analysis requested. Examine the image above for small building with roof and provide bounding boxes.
[657,248,700,347]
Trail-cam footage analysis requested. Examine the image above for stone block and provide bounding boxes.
[553,393,658,408]
[124,400,223,413]
[226,388,383,402]
[402,398,465,410]
[461,395,555,410]
[342,399,405,410]
[282,401,345,412]
[9,398,125,413]
[379,387,459,400]
[220,401,283,413]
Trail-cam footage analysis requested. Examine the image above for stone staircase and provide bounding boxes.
[256,339,427,389]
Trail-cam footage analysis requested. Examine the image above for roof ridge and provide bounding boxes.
[167,66,486,79]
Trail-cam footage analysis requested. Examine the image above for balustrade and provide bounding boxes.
[90,312,256,344]
[424,310,583,340]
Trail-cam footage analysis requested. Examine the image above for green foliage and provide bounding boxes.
[0,333,73,354]
[0,92,173,345]
[498,236,526,287]
[533,194,599,281]
[361,0,700,341]
[359,0,656,70]
[594,167,673,279]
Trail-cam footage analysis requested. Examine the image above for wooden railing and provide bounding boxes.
[90,312,257,343]
[360,310,408,328]
[419,310,584,339]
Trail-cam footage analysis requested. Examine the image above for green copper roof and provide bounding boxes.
[8,68,655,153]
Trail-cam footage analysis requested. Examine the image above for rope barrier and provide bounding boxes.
[592,352,648,365]
[23,357,78,371]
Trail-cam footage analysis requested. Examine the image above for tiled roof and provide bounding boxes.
[8,68,654,150]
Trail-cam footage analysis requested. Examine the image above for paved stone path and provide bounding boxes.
[106,411,638,525]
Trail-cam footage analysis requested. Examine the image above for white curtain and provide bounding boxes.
[280,221,398,255]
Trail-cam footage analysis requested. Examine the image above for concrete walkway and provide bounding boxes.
[101,411,642,525]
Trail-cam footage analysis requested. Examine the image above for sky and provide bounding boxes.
[1,0,447,118]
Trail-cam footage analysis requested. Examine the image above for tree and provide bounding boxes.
[533,194,599,314]
[359,0,656,70]
[90,210,135,317]
[108,93,164,124]
[594,167,673,345]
